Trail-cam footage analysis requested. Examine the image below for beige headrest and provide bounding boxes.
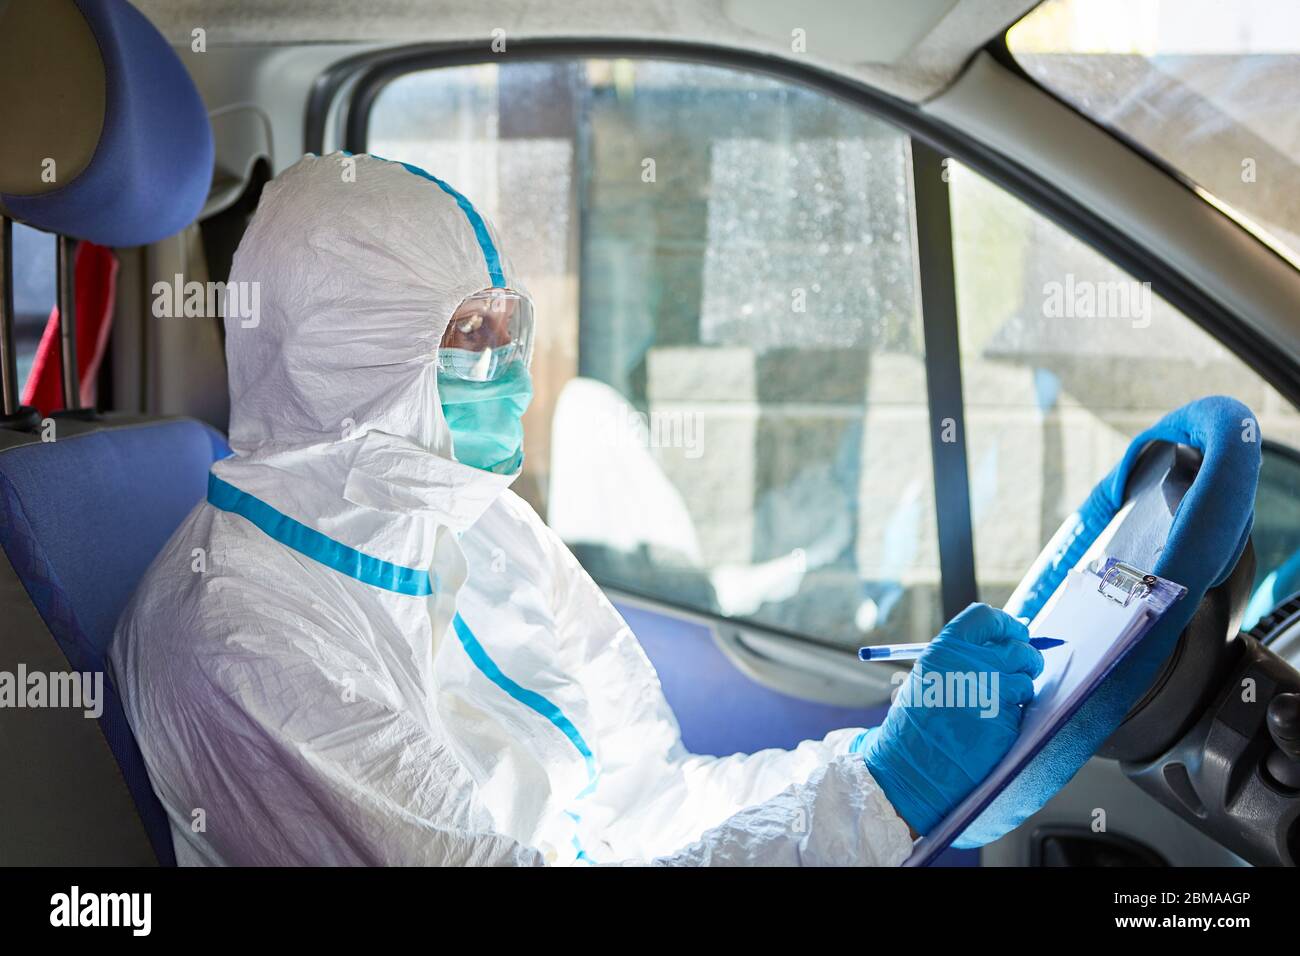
[0,0,107,197]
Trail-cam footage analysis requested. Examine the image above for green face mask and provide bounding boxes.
[437,360,534,474]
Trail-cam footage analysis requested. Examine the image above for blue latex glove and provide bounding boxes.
[861,603,1044,837]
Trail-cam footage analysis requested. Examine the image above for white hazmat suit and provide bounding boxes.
[110,153,914,866]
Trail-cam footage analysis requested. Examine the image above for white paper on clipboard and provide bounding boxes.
[904,558,1186,867]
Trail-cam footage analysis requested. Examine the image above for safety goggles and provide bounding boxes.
[437,288,535,382]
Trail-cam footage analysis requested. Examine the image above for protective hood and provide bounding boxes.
[213,153,523,561]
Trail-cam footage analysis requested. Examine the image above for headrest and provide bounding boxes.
[0,0,214,246]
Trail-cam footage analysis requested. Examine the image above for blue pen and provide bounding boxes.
[858,637,1066,661]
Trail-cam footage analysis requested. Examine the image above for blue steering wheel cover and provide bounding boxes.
[957,395,1261,848]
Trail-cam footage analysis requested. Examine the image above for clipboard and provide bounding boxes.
[904,557,1186,867]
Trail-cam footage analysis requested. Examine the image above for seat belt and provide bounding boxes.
[21,239,118,416]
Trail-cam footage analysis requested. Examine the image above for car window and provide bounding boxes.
[8,221,55,394]
[1008,0,1300,266]
[948,158,1300,609]
[369,59,943,649]
[1244,444,1300,628]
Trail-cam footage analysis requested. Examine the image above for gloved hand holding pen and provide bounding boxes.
[860,603,1045,839]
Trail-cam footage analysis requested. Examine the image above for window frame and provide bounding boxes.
[317,36,1300,645]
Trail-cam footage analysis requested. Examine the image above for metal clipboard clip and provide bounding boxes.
[1097,562,1158,608]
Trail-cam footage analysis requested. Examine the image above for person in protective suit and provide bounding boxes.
[111,153,1044,865]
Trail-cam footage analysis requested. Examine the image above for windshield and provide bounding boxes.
[1008,0,1300,266]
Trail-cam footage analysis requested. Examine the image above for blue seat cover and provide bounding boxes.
[0,0,214,246]
[0,419,230,864]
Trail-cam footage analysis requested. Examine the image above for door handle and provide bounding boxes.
[717,624,900,708]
